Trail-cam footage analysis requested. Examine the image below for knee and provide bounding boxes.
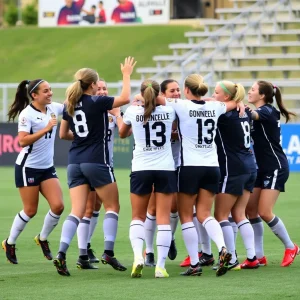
[148,207,156,216]
[105,203,120,214]
[51,203,64,216]
[197,211,211,224]
[84,206,94,218]
[23,207,37,218]
[258,209,273,223]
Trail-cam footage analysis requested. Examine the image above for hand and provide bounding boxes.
[132,94,144,106]
[45,118,57,132]
[109,107,121,116]
[120,56,137,76]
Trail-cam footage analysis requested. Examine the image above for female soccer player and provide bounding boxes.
[144,79,181,267]
[2,79,64,264]
[246,81,299,267]
[158,74,242,277]
[53,56,136,276]
[213,80,259,269]
[119,79,177,278]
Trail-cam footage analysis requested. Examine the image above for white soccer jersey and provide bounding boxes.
[165,98,226,167]
[16,102,64,169]
[107,112,117,167]
[123,105,176,172]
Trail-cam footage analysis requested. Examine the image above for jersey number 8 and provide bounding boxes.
[73,110,89,138]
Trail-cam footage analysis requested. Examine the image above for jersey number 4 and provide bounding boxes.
[143,121,166,147]
[73,111,89,138]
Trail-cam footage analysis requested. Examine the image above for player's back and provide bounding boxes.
[123,105,175,171]
[166,99,226,167]
[63,94,114,165]
[252,104,288,171]
[216,110,256,176]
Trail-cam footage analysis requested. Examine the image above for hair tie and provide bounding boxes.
[147,83,152,87]
[273,85,277,95]
[29,79,44,94]
[78,79,82,83]
[26,80,30,84]
[219,81,232,95]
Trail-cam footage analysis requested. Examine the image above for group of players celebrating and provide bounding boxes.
[2,56,299,278]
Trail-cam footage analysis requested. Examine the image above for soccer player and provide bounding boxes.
[213,80,259,269]
[97,1,106,23]
[53,57,136,276]
[246,81,299,267]
[2,79,64,264]
[157,74,241,277]
[57,0,85,25]
[144,79,181,267]
[119,79,177,278]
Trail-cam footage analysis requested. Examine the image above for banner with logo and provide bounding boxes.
[38,0,170,27]
[1,123,299,171]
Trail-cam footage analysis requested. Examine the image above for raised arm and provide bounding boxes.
[112,57,137,108]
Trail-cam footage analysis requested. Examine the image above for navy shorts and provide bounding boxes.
[130,170,177,195]
[15,165,58,188]
[254,168,289,192]
[219,172,257,195]
[178,166,220,194]
[68,163,115,189]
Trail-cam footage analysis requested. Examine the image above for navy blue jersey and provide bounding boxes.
[216,109,256,176]
[251,104,288,172]
[63,94,114,164]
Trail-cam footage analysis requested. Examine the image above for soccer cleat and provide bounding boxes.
[53,252,70,276]
[131,257,144,278]
[34,235,53,260]
[168,240,177,260]
[2,239,18,264]
[87,248,100,263]
[240,258,260,269]
[155,267,169,278]
[216,247,232,277]
[145,252,156,267]
[199,253,215,267]
[228,260,241,271]
[180,252,202,267]
[281,244,299,267]
[76,257,99,269]
[101,253,127,271]
[180,264,202,276]
[258,256,268,266]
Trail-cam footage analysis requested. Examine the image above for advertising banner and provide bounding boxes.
[1,123,299,171]
[38,0,170,27]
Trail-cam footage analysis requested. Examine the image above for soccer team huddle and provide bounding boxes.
[2,56,299,278]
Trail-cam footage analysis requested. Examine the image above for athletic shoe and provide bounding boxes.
[228,260,241,271]
[216,247,232,277]
[155,267,169,278]
[87,248,100,263]
[101,253,127,271]
[34,235,53,260]
[131,257,144,278]
[145,252,156,267]
[76,257,99,269]
[180,264,202,276]
[53,252,70,276]
[199,253,215,267]
[240,258,260,269]
[180,252,202,267]
[281,244,299,267]
[2,239,18,264]
[258,256,268,266]
[168,240,177,260]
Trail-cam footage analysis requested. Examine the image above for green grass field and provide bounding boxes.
[0,167,299,300]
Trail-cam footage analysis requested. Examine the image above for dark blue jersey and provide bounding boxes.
[251,104,288,172]
[63,94,114,165]
[216,109,256,176]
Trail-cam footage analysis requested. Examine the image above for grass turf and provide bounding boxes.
[0,167,299,300]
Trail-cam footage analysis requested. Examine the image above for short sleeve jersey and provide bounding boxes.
[123,105,176,172]
[63,94,114,165]
[107,112,117,167]
[251,104,288,172]
[215,109,256,176]
[165,98,226,167]
[16,102,64,169]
